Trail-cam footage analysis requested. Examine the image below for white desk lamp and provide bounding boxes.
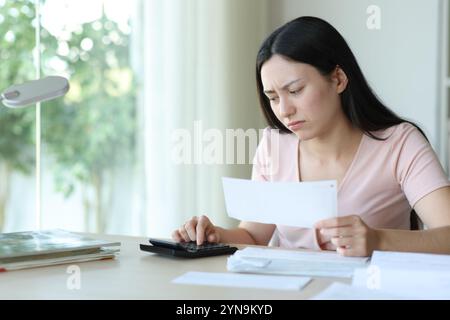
[0,76,70,108]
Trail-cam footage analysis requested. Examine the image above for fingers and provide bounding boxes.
[332,237,371,257]
[336,246,369,257]
[320,226,354,238]
[178,225,191,242]
[337,246,352,256]
[200,216,220,244]
[207,233,218,243]
[184,216,198,242]
[172,215,216,244]
[196,215,211,245]
[315,215,374,257]
[171,230,182,242]
[173,216,197,242]
[320,241,337,251]
[331,236,353,247]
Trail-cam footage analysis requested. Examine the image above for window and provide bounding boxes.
[0,0,143,234]
[1,0,270,236]
[0,0,37,231]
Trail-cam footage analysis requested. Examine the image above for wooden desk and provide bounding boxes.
[0,233,350,299]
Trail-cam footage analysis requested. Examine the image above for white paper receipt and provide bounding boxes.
[173,271,311,291]
[222,177,337,228]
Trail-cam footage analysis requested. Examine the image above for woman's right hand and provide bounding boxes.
[316,228,337,251]
[172,215,221,245]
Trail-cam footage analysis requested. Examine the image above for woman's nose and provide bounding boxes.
[279,97,295,117]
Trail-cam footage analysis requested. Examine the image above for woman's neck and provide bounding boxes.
[301,118,362,162]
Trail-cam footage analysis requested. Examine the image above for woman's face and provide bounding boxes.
[260,54,346,140]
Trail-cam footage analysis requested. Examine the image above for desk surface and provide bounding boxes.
[0,233,349,300]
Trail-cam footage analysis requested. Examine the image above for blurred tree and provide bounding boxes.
[41,6,136,232]
[0,0,36,231]
[0,0,136,232]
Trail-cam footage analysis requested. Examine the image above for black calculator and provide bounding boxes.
[140,238,238,258]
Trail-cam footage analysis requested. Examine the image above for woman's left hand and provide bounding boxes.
[314,215,380,257]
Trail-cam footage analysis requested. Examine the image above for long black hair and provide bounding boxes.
[256,16,427,141]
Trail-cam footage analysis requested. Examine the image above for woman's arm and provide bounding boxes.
[315,186,450,256]
[377,186,450,254]
[377,226,450,254]
[216,222,276,246]
[172,215,275,245]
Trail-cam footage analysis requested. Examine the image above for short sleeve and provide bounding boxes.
[392,123,450,207]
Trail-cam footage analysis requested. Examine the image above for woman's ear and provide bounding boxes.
[332,65,348,94]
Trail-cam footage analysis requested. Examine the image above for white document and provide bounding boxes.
[227,247,369,278]
[351,251,450,299]
[222,177,337,228]
[172,271,311,291]
[352,266,450,299]
[311,282,399,300]
[371,250,450,271]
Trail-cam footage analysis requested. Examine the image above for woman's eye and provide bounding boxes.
[268,97,278,102]
[289,88,302,95]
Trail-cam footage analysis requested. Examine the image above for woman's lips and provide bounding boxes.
[287,120,305,130]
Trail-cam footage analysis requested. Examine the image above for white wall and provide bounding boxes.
[268,0,444,163]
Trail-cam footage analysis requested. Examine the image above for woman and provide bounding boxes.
[172,16,450,257]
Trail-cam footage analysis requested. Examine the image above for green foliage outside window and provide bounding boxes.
[0,0,36,230]
[0,0,137,232]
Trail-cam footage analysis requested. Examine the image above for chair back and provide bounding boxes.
[410,209,423,230]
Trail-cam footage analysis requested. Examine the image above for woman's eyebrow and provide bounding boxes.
[264,78,303,94]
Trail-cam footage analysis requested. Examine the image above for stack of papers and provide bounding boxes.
[227,247,369,278]
[0,229,120,271]
[352,251,450,299]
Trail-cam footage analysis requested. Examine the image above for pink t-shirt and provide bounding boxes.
[251,122,450,249]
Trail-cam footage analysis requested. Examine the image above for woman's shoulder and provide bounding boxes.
[364,122,431,167]
[368,122,426,144]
